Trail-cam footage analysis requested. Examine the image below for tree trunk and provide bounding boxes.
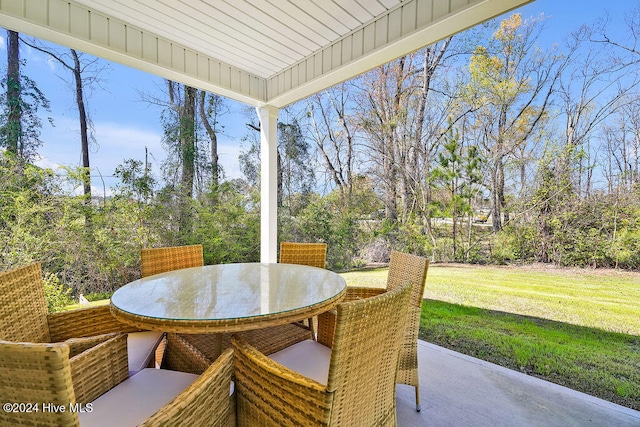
[6,30,21,158]
[308,90,353,198]
[71,50,91,203]
[497,158,508,225]
[536,165,553,263]
[181,86,196,197]
[198,91,219,188]
[490,164,502,232]
[452,204,458,259]
[178,86,196,237]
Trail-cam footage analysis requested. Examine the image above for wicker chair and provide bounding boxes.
[317,250,429,411]
[140,244,204,278]
[0,334,234,426]
[232,280,413,426]
[140,244,208,373]
[279,241,328,333]
[279,241,327,268]
[0,263,163,377]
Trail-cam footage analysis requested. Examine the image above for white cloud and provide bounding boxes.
[37,117,163,190]
[33,155,60,171]
[218,141,243,180]
[38,117,246,190]
[92,121,164,162]
[32,155,115,197]
[45,57,60,73]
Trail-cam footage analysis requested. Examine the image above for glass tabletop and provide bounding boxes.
[111,263,346,325]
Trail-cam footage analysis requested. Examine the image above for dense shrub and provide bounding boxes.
[3,152,640,301]
[43,272,74,313]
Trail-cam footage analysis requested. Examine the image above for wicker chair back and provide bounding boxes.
[140,244,204,278]
[326,281,412,425]
[0,263,50,343]
[279,242,327,269]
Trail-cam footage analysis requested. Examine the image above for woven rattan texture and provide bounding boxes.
[49,304,141,341]
[239,323,314,356]
[279,242,327,268]
[321,250,429,409]
[164,332,213,374]
[165,324,313,375]
[141,348,235,427]
[233,281,412,426]
[140,244,204,278]
[278,241,328,335]
[386,251,429,396]
[1,263,141,343]
[0,263,50,343]
[0,337,234,426]
[316,287,385,348]
[387,250,429,308]
[68,334,129,403]
[0,334,128,426]
[140,244,207,374]
[0,341,79,426]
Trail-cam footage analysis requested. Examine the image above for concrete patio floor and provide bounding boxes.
[396,340,640,426]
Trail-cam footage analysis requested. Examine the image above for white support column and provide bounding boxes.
[257,105,279,263]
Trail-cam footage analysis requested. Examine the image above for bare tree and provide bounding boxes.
[21,39,103,205]
[359,57,412,222]
[602,99,640,191]
[308,84,357,198]
[555,34,638,197]
[590,4,640,64]
[412,39,453,212]
[198,91,227,188]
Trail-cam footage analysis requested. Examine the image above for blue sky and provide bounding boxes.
[2,0,638,194]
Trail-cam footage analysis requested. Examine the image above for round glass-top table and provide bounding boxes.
[110,263,346,334]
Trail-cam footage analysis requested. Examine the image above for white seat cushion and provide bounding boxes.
[127,331,164,376]
[269,339,331,385]
[78,368,198,427]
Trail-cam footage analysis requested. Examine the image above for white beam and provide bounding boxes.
[257,106,279,263]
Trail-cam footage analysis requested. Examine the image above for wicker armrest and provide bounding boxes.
[238,323,313,355]
[232,336,331,426]
[141,348,235,426]
[316,310,337,348]
[345,286,386,302]
[48,304,140,342]
[65,332,119,358]
[69,333,129,403]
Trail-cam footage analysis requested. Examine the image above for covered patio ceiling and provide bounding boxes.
[0,0,531,108]
[0,0,532,261]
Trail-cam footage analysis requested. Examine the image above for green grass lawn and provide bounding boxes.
[340,263,640,410]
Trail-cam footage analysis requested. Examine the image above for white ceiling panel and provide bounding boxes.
[0,0,533,107]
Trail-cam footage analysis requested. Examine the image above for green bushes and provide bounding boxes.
[2,152,640,307]
[281,193,366,270]
[0,156,261,298]
[42,272,74,313]
[508,193,640,269]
